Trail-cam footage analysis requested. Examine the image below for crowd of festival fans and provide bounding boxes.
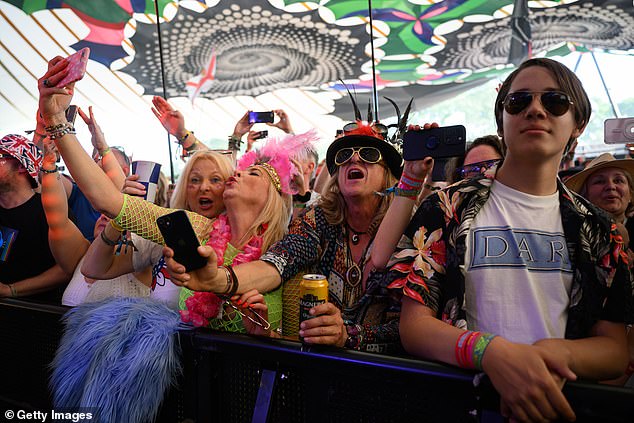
[0,56,632,422]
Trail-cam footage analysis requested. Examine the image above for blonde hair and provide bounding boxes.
[153,171,170,207]
[170,151,234,212]
[241,171,293,251]
[319,165,397,235]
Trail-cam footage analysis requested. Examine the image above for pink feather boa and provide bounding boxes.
[179,214,264,327]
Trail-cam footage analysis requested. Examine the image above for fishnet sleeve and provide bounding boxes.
[114,194,215,245]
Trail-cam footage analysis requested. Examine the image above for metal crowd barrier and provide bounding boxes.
[1,298,633,422]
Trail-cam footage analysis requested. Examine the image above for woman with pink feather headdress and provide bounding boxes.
[37,55,316,331]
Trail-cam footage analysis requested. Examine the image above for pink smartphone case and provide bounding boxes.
[56,47,90,88]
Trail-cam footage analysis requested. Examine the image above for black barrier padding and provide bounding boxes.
[3,298,634,423]
[0,299,67,410]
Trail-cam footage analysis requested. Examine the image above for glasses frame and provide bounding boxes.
[334,146,383,166]
[502,90,573,117]
[457,158,501,179]
[342,122,389,138]
[222,298,271,331]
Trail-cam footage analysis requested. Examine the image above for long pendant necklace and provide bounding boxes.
[345,227,374,290]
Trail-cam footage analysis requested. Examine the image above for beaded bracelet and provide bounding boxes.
[45,122,76,140]
[228,134,242,151]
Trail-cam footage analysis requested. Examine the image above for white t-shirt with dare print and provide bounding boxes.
[464,180,573,344]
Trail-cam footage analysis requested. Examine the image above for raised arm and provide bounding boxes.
[40,138,89,274]
[371,157,433,270]
[372,123,437,270]
[79,105,126,189]
[38,57,124,218]
[151,96,209,155]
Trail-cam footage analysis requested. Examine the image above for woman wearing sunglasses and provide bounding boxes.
[444,134,505,184]
[392,58,632,422]
[165,119,434,353]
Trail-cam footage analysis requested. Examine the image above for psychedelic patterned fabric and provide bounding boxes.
[261,205,402,354]
[387,172,634,339]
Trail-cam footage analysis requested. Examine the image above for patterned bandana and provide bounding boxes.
[0,134,42,186]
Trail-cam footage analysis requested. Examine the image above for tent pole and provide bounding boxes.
[153,0,175,183]
[590,51,620,118]
[573,52,582,73]
[367,0,379,121]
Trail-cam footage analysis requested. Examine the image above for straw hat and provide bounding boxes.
[564,153,634,193]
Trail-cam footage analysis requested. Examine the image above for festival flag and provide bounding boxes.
[185,49,217,104]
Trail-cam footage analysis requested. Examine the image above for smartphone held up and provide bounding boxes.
[56,48,90,88]
[402,125,466,161]
[604,118,634,144]
[248,111,274,124]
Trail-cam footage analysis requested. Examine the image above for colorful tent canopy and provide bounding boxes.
[0,0,632,172]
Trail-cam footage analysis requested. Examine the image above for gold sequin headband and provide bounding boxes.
[259,162,282,194]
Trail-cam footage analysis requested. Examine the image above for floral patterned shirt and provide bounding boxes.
[388,173,633,339]
[261,205,402,354]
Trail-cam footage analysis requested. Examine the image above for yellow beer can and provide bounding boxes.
[299,274,329,326]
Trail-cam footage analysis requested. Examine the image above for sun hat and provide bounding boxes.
[564,153,634,193]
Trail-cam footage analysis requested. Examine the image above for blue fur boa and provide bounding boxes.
[50,298,182,423]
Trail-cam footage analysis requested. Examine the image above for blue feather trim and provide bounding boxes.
[50,298,182,423]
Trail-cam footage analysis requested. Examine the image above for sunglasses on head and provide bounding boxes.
[502,91,573,116]
[457,159,501,179]
[343,122,389,138]
[334,146,382,166]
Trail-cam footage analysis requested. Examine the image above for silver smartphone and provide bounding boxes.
[604,118,634,144]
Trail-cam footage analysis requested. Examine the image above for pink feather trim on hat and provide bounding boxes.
[236,129,319,195]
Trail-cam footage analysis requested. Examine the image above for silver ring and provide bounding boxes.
[43,79,51,87]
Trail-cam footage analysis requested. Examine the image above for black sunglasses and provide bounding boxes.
[334,147,382,166]
[458,159,501,179]
[502,91,573,116]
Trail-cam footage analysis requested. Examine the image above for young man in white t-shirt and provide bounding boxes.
[389,58,632,422]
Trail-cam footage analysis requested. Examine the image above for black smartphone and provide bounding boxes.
[157,210,207,272]
[402,125,466,161]
[604,118,634,144]
[255,130,268,140]
[248,111,274,124]
[65,105,78,125]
